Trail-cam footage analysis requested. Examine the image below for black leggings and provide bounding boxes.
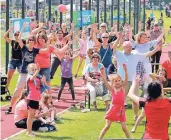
[15,118,42,131]
[50,57,61,79]
[58,77,75,100]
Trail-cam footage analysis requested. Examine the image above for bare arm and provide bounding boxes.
[156,28,165,43]
[101,69,113,92]
[122,64,128,88]
[145,46,160,57]
[3,27,13,43]
[92,24,101,49]
[111,32,122,51]
[29,64,40,81]
[18,23,27,48]
[64,23,74,40]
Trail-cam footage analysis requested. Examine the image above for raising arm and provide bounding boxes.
[3,27,13,43]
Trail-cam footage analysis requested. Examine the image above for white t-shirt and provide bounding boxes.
[114,50,145,81]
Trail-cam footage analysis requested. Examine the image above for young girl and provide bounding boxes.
[98,64,130,139]
[26,63,47,136]
[131,67,168,133]
[75,30,88,78]
[56,50,79,102]
[39,93,56,125]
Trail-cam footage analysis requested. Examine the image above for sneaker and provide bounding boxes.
[5,107,12,114]
[39,127,49,132]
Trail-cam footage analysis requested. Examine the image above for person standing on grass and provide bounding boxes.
[3,27,26,89]
[128,76,171,140]
[50,23,74,80]
[98,64,130,140]
[56,50,79,102]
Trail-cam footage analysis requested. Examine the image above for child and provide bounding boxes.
[39,93,56,125]
[98,64,130,140]
[56,50,79,102]
[131,67,168,133]
[75,31,88,78]
[26,63,47,137]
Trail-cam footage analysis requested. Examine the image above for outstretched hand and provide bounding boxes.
[132,75,141,86]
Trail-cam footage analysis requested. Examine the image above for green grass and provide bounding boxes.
[7,100,171,140]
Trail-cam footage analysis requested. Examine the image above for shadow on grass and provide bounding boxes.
[36,135,73,140]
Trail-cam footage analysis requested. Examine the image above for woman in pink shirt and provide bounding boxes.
[35,33,70,85]
[14,91,43,131]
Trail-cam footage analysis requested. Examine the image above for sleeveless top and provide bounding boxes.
[99,45,113,68]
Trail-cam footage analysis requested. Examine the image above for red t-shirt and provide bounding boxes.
[27,77,41,101]
[162,60,171,79]
[140,98,171,139]
[35,44,55,68]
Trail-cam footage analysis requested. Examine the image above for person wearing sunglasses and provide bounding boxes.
[5,23,70,114]
[3,27,26,89]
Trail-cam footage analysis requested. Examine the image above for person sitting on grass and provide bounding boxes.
[39,93,56,125]
[56,50,79,102]
[14,91,56,132]
[128,76,171,140]
[98,64,130,140]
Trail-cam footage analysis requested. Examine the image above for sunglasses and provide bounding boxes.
[14,34,19,36]
[102,37,109,39]
[92,56,99,59]
[29,39,35,41]
[58,32,63,34]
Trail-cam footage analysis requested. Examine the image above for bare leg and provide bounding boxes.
[98,119,112,140]
[131,108,145,133]
[120,122,131,138]
[132,102,139,120]
[6,69,15,88]
[27,108,36,136]
[75,57,84,78]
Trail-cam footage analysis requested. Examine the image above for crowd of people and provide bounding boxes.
[3,14,171,139]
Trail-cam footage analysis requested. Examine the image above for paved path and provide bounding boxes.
[1,79,87,140]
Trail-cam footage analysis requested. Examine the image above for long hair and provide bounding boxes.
[16,90,28,104]
[157,67,168,87]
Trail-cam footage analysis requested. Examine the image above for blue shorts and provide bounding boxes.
[8,59,22,72]
[39,68,51,82]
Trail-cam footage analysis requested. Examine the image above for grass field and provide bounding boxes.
[0,10,171,139]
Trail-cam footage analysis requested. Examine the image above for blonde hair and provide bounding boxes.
[42,93,52,106]
[109,74,122,83]
[27,63,37,73]
[136,32,147,43]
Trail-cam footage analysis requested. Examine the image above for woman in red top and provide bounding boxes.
[128,76,171,140]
